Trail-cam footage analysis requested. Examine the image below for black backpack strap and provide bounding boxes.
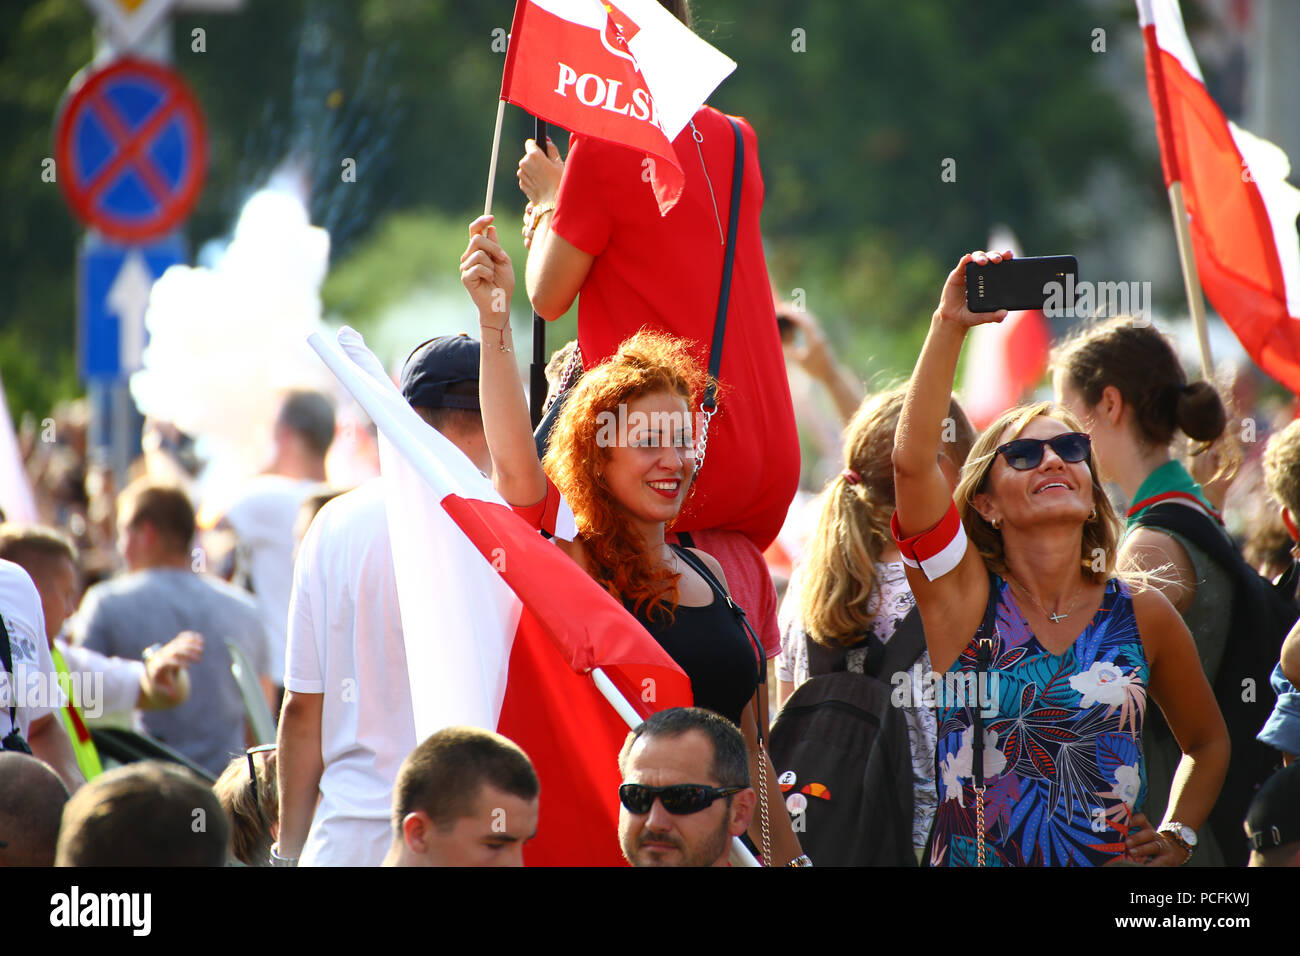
[672,544,764,689]
[700,117,744,415]
[0,610,17,727]
[877,605,927,679]
[1130,502,1238,569]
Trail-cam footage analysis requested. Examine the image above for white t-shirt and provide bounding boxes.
[285,479,416,867]
[55,639,146,721]
[0,559,57,740]
[223,475,322,685]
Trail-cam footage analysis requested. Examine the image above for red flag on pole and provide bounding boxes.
[500,0,735,214]
[1139,0,1300,393]
[311,328,694,867]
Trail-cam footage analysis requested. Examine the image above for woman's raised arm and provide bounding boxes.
[460,214,547,507]
[893,251,1011,671]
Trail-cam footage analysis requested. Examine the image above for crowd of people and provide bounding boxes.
[3,0,1300,871]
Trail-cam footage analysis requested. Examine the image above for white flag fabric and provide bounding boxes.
[308,327,520,737]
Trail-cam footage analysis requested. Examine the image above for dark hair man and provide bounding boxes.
[71,480,269,776]
[0,752,69,866]
[220,389,336,707]
[382,727,539,867]
[0,524,202,780]
[617,707,755,867]
[55,760,229,866]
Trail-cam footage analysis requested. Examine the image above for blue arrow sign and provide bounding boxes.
[78,238,185,381]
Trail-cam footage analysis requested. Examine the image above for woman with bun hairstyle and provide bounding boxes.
[1053,316,1232,865]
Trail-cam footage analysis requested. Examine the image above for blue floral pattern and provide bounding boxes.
[930,577,1148,867]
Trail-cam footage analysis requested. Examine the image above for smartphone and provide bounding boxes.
[965,255,1078,313]
[776,313,796,344]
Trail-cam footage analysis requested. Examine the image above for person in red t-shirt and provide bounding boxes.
[516,8,798,670]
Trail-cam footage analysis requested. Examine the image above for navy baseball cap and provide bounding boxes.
[400,334,480,410]
[1244,761,1300,852]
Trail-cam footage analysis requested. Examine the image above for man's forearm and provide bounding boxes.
[275,692,324,858]
[28,714,85,793]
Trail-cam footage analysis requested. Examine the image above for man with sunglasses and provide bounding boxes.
[617,707,755,867]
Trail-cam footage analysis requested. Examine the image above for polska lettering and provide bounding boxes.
[49,886,151,936]
[554,62,659,125]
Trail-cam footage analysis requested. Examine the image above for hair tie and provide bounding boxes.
[841,468,860,485]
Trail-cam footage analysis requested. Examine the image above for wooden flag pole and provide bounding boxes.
[484,99,507,216]
[590,667,762,867]
[1167,180,1216,381]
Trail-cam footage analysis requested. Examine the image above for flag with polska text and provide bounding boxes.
[500,0,735,214]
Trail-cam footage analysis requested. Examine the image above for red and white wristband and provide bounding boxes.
[891,501,968,582]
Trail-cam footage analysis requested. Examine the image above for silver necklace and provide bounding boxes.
[1006,573,1083,624]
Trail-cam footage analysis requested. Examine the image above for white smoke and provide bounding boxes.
[130,183,337,502]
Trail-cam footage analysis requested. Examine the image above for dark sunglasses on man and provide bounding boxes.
[618,783,745,816]
[996,432,1091,471]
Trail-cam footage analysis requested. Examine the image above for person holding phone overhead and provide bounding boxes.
[892,250,1228,866]
[516,0,799,673]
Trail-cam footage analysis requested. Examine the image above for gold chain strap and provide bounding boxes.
[975,785,987,867]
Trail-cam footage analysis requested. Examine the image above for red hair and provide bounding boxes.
[543,329,709,621]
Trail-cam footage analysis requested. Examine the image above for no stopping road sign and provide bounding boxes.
[55,57,207,242]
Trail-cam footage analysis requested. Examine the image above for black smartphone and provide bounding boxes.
[965,255,1078,313]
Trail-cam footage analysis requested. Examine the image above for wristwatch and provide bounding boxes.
[1157,822,1197,862]
[269,843,299,868]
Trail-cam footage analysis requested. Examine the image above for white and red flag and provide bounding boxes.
[309,327,693,866]
[500,0,735,214]
[1139,0,1300,393]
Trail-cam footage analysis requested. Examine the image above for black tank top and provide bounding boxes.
[624,546,759,726]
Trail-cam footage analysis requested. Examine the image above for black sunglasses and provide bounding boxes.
[618,783,744,815]
[246,744,276,825]
[995,432,1091,471]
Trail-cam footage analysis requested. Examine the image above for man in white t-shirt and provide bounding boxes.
[219,389,334,706]
[274,334,491,867]
[0,559,82,791]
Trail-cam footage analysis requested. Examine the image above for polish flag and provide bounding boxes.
[1139,0,1300,393]
[310,327,693,866]
[500,0,735,214]
[959,228,1052,429]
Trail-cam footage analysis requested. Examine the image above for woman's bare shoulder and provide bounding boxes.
[686,547,729,592]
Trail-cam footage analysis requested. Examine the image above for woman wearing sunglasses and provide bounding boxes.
[462,216,803,867]
[893,250,1228,867]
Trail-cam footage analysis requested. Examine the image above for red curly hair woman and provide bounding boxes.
[461,214,802,866]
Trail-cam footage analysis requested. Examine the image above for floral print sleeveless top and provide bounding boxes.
[929,576,1148,867]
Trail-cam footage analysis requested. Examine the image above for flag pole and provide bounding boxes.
[1168,182,1216,382]
[530,115,549,428]
[590,667,763,867]
[484,99,507,216]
